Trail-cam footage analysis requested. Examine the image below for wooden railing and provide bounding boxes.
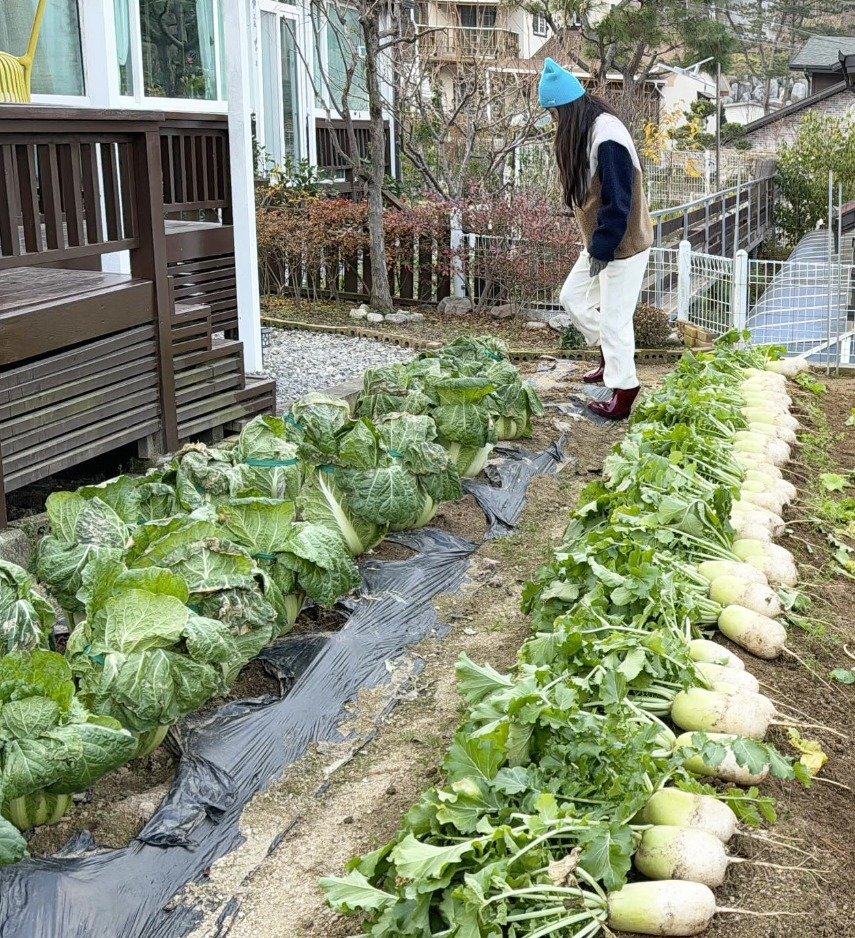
[0,108,240,526]
[419,26,520,61]
[0,130,140,268]
[161,121,232,216]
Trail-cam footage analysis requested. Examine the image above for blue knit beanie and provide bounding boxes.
[538,58,586,108]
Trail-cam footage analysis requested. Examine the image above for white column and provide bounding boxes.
[677,239,691,322]
[223,0,264,373]
[732,249,749,332]
[81,0,120,106]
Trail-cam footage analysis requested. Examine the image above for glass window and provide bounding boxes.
[281,19,301,163]
[139,0,221,100]
[457,5,497,28]
[0,0,85,96]
[114,0,134,95]
[315,6,368,112]
[532,13,548,37]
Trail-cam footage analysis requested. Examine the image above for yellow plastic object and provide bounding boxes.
[0,0,48,103]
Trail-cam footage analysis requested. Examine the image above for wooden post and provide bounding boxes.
[130,130,179,452]
[0,437,7,529]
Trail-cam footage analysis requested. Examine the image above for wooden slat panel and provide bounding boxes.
[58,142,85,248]
[175,371,243,407]
[102,142,122,242]
[81,142,104,244]
[38,145,64,250]
[4,410,161,490]
[174,356,241,390]
[16,145,42,253]
[171,265,237,288]
[174,338,244,372]
[0,146,18,257]
[118,142,137,239]
[0,325,155,397]
[0,353,156,422]
[1,378,158,451]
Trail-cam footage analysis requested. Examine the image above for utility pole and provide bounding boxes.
[715,61,721,191]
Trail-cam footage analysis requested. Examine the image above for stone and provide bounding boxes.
[358,303,371,313]
[366,312,384,323]
[489,303,516,320]
[384,312,409,324]
[521,307,549,322]
[437,296,472,315]
[406,312,425,322]
[349,309,367,320]
[137,800,158,821]
[526,321,548,331]
[548,313,574,332]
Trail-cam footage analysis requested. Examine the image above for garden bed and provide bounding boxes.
[175,369,855,938]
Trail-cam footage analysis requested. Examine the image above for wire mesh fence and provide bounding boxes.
[642,150,777,212]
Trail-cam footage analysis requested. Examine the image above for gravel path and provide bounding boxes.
[262,329,416,411]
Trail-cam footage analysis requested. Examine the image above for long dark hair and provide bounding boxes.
[553,93,617,209]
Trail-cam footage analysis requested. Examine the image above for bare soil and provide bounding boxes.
[262,296,684,358]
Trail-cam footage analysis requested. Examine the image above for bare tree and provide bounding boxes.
[390,13,550,293]
[307,0,401,313]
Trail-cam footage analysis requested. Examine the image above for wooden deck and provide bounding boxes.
[0,108,275,526]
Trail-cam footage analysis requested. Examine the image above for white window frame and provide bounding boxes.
[531,12,548,37]
[29,0,91,106]
[255,0,311,169]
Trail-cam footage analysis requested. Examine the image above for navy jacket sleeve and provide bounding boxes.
[589,141,634,262]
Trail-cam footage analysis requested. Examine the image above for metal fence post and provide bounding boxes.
[677,240,692,323]
[732,249,749,333]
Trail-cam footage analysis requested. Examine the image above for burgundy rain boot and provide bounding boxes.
[582,348,605,384]
[588,386,640,421]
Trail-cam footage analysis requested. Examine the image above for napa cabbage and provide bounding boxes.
[0,649,137,831]
[0,560,55,653]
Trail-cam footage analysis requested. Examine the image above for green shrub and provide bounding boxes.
[777,113,855,244]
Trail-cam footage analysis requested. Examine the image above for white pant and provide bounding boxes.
[559,248,650,390]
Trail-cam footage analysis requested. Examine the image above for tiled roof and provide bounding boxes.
[790,35,855,71]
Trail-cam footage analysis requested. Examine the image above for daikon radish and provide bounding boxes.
[718,604,787,659]
[766,357,809,377]
[739,485,786,515]
[688,638,745,671]
[634,825,731,888]
[675,731,770,784]
[732,539,799,587]
[734,452,784,478]
[747,422,797,445]
[743,407,799,431]
[743,469,796,502]
[671,687,774,739]
[696,561,767,586]
[733,432,791,466]
[709,576,782,617]
[607,880,717,935]
[696,661,760,694]
[638,788,738,843]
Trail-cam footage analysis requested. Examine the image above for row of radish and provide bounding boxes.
[597,361,810,934]
[322,344,817,937]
